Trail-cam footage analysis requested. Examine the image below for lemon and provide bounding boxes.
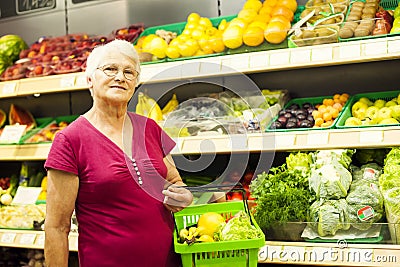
[142,36,168,59]
[187,12,201,23]
[141,34,158,51]
[197,212,225,237]
[194,49,206,56]
[185,22,198,31]
[209,36,225,53]
[222,25,244,49]
[238,8,258,23]
[191,28,205,40]
[165,46,181,59]
[179,38,199,57]
[205,26,218,36]
[248,21,268,30]
[199,17,213,28]
[197,235,215,242]
[218,19,228,31]
[229,18,248,29]
[243,0,263,12]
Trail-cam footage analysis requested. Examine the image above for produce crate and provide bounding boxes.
[265,95,351,132]
[21,115,79,144]
[335,90,400,128]
[174,201,265,267]
[338,0,400,42]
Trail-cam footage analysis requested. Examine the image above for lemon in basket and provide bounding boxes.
[197,212,225,237]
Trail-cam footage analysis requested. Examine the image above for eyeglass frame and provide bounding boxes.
[96,64,139,81]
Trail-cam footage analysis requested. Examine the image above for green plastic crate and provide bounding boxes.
[335,90,400,128]
[265,95,351,132]
[21,115,79,144]
[339,0,400,42]
[174,201,265,267]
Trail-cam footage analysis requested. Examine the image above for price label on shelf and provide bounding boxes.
[306,132,329,146]
[312,47,333,62]
[270,51,290,66]
[249,53,268,68]
[60,76,76,88]
[36,234,45,247]
[1,232,17,244]
[339,44,361,59]
[0,124,27,144]
[363,41,387,56]
[359,130,383,143]
[388,39,400,53]
[1,83,17,95]
[275,134,296,147]
[19,233,36,245]
[230,135,247,150]
[290,49,311,64]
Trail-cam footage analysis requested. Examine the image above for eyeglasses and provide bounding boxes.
[97,65,139,81]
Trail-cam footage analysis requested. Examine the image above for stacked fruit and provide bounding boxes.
[179,212,225,244]
[312,93,349,127]
[223,0,297,49]
[345,93,400,126]
[135,92,164,122]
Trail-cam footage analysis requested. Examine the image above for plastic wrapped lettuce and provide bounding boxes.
[308,198,350,237]
[215,210,263,241]
[309,157,352,199]
[346,179,384,231]
[350,163,382,182]
[383,188,400,244]
[312,149,355,169]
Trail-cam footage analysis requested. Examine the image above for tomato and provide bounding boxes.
[230,192,243,201]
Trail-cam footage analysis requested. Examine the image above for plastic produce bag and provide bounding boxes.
[308,198,350,237]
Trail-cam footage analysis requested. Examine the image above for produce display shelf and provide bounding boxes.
[1,35,400,97]
[0,229,78,251]
[259,241,400,266]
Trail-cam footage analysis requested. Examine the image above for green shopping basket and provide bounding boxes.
[173,185,265,267]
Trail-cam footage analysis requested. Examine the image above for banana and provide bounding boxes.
[144,94,163,122]
[162,94,179,115]
[135,93,145,116]
[179,228,189,242]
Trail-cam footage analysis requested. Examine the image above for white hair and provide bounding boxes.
[85,39,141,83]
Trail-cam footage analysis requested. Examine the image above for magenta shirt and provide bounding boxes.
[45,113,181,267]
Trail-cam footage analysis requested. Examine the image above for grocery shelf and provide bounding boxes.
[170,126,400,155]
[0,229,78,252]
[259,241,400,266]
[1,36,400,97]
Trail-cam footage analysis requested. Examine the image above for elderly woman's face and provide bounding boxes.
[89,49,138,104]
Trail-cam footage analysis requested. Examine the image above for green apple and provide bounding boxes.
[358,97,373,106]
[377,107,393,121]
[365,106,380,120]
[390,105,400,121]
[385,100,397,107]
[379,118,399,125]
[345,117,362,126]
[352,101,368,120]
[374,99,386,108]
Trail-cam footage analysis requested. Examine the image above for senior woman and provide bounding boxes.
[44,39,193,267]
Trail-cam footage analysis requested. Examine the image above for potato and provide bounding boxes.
[339,27,354,38]
[364,2,378,9]
[344,21,359,30]
[361,13,375,19]
[354,27,370,37]
[362,7,377,14]
[352,1,365,8]
[349,10,362,19]
[347,14,361,21]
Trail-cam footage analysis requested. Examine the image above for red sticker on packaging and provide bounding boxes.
[357,206,374,221]
[363,168,378,180]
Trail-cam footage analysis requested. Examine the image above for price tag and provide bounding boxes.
[181,62,201,77]
[249,53,268,68]
[60,76,76,88]
[11,186,43,205]
[359,130,383,143]
[2,83,17,95]
[200,61,221,74]
[388,39,400,53]
[36,234,45,246]
[270,51,290,66]
[230,135,248,150]
[230,56,249,70]
[19,233,36,245]
[307,132,329,146]
[339,44,361,59]
[363,41,387,56]
[290,49,311,64]
[312,47,333,62]
[275,134,296,147]
[75,74,88,87]
[1,232,17,244]
[0,124,27,144]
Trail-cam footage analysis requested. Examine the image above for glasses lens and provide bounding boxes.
[123,70,137,80]
[99,66,137,81]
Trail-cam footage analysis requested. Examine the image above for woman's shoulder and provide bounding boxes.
[128,112,159,128]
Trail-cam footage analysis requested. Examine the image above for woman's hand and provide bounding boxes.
[162,185,193,213]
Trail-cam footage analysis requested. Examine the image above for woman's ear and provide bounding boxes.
[87,77,93,88]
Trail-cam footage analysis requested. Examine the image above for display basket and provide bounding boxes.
[173,184,265,267]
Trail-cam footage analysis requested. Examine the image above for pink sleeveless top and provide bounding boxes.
[45,112,181,267]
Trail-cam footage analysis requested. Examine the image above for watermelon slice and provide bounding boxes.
[0,109,6,128]
[9,104,36,131]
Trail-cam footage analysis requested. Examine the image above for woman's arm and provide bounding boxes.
[163,154,193,212]
[44,169,79,267]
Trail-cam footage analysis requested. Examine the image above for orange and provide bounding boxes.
[264,21,287,44]
[323,98,334,106]
[277,0,298,13]
[271,5,294,22]
[264,0,278,8]
[238,8,258,23]
[269,15,291,30]
[197,212,225,237]
[222,25,244,49]
[323,112,332,122]
[243,0,263,12]
[243,26,265,47]
[314,117,324,127]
